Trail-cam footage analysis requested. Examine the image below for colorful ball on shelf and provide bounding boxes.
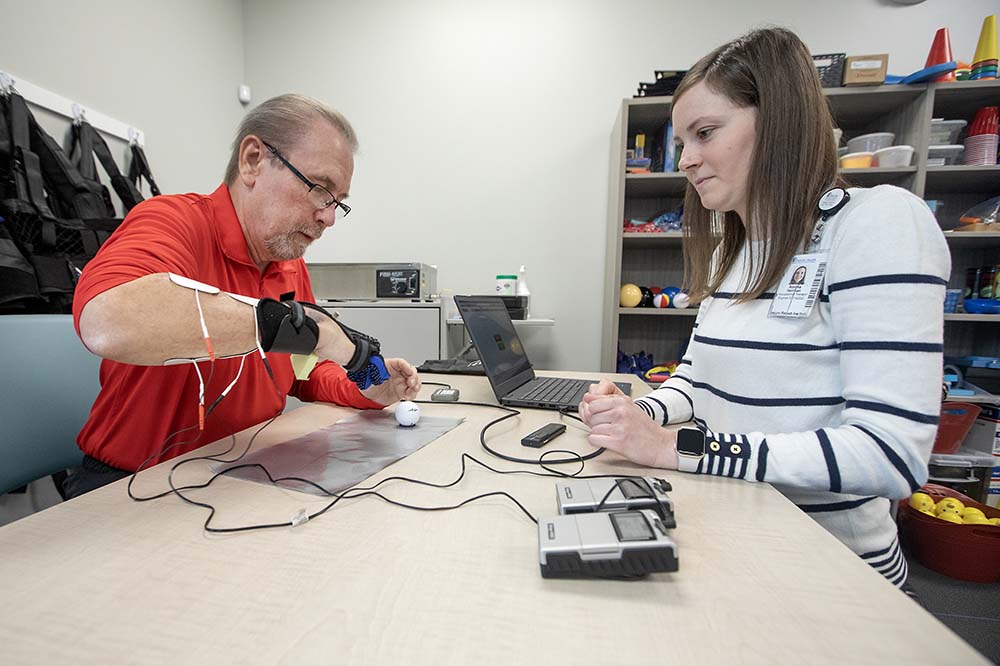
[639,286,655,307]
[653,293,671,308]
[620,283,642,307]
[661,286,681,307]
[672,292,691,309]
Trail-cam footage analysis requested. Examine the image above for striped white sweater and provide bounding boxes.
[636,186,950,587]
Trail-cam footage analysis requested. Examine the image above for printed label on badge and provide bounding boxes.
[818,188,848,214]
[768,253,828,318]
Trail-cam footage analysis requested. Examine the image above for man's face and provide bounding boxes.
[247,120,354,263]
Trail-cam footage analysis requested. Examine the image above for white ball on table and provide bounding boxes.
[672,292,690,309]
[394,401,421,427]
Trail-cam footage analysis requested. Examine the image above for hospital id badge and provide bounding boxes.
[768,253,828,318]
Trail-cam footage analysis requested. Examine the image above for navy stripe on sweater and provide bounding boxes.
[798,495,878,513]
[870,540,902,570]
[635,400,655,420]
[694,335,942,354]
[645,395,669,425]
[859,542,894,560]
[852,424,922,492]
[847,400,939,425]
[889,560,908,587]
[816,429,841,493]
[693,381,845,407]
[840,341,943,353]
[827,273,947,293]
[660,385,694,413]
[694,334,839,352]
[755,439,769,481]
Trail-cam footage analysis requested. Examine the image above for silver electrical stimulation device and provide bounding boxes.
[556,477,675,527]
[538,510,678,578]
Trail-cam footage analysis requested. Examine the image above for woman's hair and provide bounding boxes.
[672,27,841,303]
[224,93,358,185]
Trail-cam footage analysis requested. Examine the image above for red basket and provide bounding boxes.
[931,402,981,454]
[898,484,1000,582]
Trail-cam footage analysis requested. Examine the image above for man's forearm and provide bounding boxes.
[78,273,353,366]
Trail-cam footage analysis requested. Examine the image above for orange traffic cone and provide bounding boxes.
[925,27,956,82]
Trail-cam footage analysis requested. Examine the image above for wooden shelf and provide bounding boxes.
[826,85,925,127]
[622,231,683,247]
[626,96,672,132]
[924,166,1000,194]
[839,166,917,187]
[959,392,1000,405]
[942,231,1000,248]
[931,79,1000,119]
[618,307,697,316]
[944,313,1000,322]
[603,79,1000,371]
[624,172,687,197]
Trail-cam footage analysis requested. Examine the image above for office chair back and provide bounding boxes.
[0,315,100,495]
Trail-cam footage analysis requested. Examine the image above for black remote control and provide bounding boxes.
[521,423,567,448]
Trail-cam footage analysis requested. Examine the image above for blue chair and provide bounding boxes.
[0,315,100,496]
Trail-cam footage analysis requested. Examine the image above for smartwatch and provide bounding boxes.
[676,427,706,473]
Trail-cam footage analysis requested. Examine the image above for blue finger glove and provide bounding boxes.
[347,355,391,390]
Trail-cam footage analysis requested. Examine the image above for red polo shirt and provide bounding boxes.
[72,184,383,471]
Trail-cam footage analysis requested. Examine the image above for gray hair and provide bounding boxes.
[224,93,358,184]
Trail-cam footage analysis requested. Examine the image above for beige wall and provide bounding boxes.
[0,0,246,195]
[243,0,998,370]
[3,0,996,369]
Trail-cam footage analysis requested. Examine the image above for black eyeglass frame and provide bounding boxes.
[262,141,351,217]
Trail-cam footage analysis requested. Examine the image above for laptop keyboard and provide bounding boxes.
[517,377,590,405]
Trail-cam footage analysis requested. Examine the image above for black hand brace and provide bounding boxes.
[255,298,383,375]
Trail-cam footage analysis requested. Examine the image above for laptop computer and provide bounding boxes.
[453,295,631,411]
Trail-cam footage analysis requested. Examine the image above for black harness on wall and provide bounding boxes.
[0,90,160,313]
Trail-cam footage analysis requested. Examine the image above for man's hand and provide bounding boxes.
[580,389,678,470]
[360,357,421,405]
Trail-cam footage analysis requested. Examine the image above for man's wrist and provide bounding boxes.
[314,318,356,365]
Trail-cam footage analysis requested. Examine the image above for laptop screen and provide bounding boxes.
[454,296,533,388]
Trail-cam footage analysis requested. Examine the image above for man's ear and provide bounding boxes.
[238,136,265,187]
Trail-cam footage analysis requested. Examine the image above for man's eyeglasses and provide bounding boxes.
[262,141,351,219]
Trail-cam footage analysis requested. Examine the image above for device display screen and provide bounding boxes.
[456,298,530,384]
[619,479,651,500]
[611,512,655,542]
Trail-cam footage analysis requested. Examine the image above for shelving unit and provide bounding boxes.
[602,80,1000,405]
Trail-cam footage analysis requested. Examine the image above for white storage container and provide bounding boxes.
[873,145,914,167]
[930,119,967,146]
[927,144,965,166]
[927,447,997,505]
[846,132,894,154]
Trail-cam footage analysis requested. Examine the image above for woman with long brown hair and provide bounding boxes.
[580,27,949,588]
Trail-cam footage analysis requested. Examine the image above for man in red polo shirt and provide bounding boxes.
[65,94,420,498]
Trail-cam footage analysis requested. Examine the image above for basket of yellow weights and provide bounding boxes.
[898,483,1000,582]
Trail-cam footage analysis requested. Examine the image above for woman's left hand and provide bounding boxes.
[582,393,679,469]
[360,357,421,404]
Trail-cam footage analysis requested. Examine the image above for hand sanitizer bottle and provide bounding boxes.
[516,265,531,319]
